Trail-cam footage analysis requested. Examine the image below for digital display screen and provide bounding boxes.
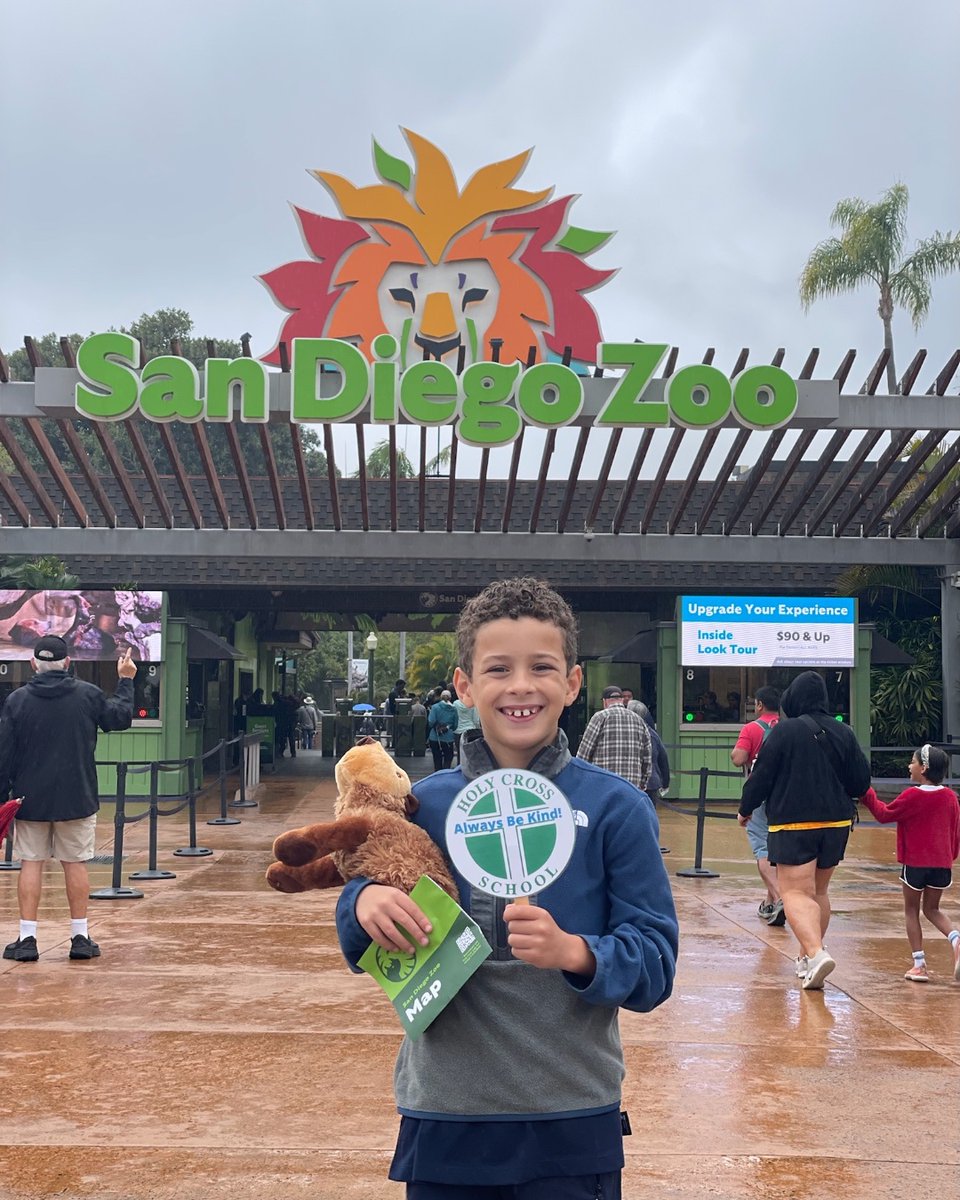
[680,595,855,668]
[0,590,163,662]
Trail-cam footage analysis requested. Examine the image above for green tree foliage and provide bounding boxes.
[800,184,960,393]
[296,631,350,709]
[834,564,941,747]
[297,628,457,706]
[405,633,459,696]
[6,309,328,478]
[0,555,79,589]
[885,437,960,535]
[359,439,415,479]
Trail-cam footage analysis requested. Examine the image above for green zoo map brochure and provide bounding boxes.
[359,875,491,1039]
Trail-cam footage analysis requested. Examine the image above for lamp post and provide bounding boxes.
[366,631,378,707]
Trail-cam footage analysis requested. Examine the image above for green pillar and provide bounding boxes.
[853,623,872,751]
[657,623,678,736]
[162,617,188,777]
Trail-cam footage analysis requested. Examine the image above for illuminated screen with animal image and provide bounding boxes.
[0,590,163,662]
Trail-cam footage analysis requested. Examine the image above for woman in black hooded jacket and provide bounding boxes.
[739,671,871,989]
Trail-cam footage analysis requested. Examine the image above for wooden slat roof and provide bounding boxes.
[1,342,958,548]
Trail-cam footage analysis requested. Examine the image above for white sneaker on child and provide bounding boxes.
[802,949,836,990]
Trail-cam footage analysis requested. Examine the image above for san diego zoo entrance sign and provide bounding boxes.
[73,332,799,448]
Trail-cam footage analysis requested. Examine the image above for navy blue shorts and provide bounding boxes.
[900,864,953,891]
[767,825,849,869]
[407,1173,621,1199]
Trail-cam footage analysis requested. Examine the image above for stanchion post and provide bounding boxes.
[207,739,241,826]
[91,763,144,900]
[0,822,21,871]
[229,735,257,808]
[174,755,213,857]
[130,762,176,881]
[676,766,720,879]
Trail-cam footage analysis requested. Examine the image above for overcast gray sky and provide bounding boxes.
[2,1,958,475]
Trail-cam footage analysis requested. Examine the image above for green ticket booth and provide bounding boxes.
[657,596,871,802]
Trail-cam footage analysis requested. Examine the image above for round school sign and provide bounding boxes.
[445,770,576,897]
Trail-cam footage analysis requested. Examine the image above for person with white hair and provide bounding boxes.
[297,695,319,750]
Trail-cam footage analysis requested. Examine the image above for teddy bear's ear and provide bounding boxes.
[404,793,420,816]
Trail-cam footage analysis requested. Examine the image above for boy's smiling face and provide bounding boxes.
[453,617,582,769]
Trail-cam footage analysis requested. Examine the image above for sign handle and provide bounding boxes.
[513,896,531,906]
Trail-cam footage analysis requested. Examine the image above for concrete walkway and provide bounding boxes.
[0,750,957,1199]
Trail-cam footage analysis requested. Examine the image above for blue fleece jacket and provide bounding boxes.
[336,729,678,1123]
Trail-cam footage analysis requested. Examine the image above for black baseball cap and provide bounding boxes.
[33,635,69,662]
[601,685,623,700]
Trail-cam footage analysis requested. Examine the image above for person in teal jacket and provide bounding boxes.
[336,577,677,1197]
[426,689,458,772]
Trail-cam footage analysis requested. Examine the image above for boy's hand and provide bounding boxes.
[355,884,432,954]
[504,903,595,976]
[736,812,749,826]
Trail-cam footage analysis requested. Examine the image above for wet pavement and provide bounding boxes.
[1,750,957,1199]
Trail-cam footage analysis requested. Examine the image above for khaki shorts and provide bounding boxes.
[13,816,97,863]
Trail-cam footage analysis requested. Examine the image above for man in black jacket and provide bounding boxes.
[0,635,136,962]
[739,671,870,990]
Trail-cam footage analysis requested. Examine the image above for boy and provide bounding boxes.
[336,577,678,1197]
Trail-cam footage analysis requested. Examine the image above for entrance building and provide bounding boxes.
[2,338,958,794]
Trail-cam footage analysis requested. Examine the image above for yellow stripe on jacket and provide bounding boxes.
[767,819,853,832]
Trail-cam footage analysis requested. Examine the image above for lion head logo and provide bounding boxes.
[260,131,616,369]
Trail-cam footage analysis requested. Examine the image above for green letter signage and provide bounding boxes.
[457,362,522,447]
[292,338,368,422]
[400,361,459,425]
[516,363,583,429]
[139,357,203,422]
[73,335,800,441]
[666,365,732,429]
[205,358,269,423]
[594,343,670,427]
[76,332,140,420]
[732,365,798,429]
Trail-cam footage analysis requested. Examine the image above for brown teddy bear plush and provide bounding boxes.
[266,737,458,900]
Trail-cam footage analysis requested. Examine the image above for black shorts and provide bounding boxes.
[900,865,953,891]
[767,825,849,869]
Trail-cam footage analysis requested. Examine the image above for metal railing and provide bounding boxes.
[89,733,261,900]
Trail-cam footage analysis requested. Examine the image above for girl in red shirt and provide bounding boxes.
[861,744,960,983]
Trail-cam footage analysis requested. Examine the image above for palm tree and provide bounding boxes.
[358,439,415,479]
[799,184,960,393]
[884,438,960,534]
[405,634,458,695]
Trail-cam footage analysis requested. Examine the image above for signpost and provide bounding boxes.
[444,768,577,903]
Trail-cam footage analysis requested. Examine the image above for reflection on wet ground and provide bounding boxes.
[0,751,957,1198]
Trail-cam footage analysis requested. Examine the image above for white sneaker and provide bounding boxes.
[795,955,809,977]
[802,949,836,990]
